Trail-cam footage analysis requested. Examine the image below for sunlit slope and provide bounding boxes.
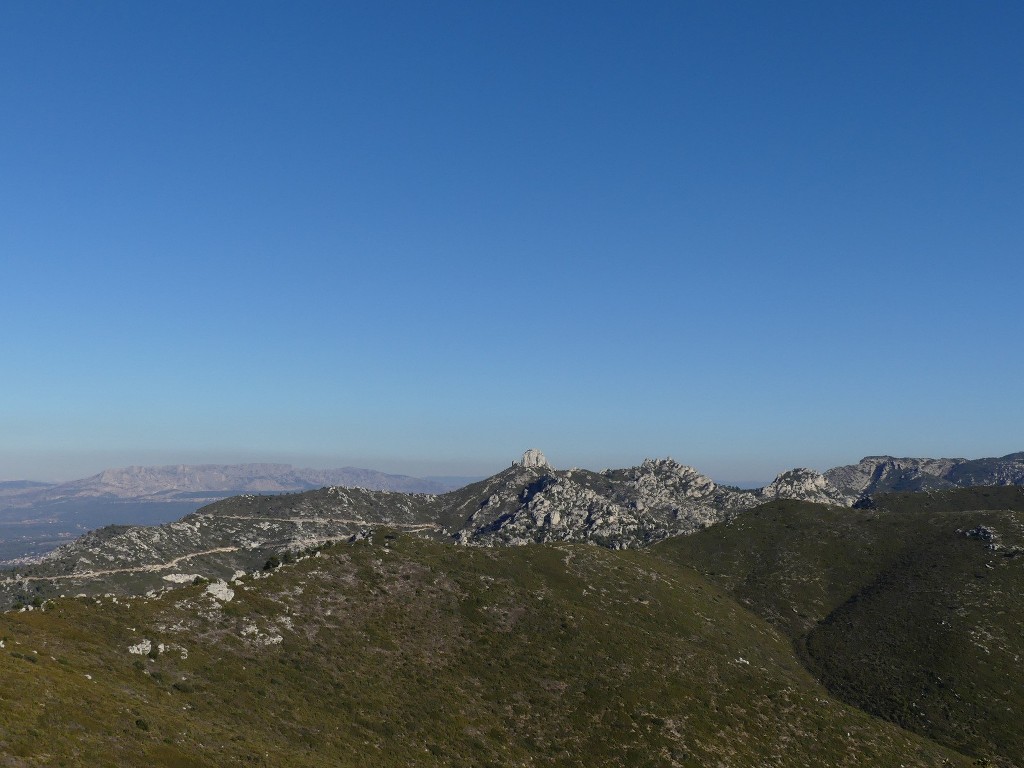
[655,487,1024,765]
[0,533,966,767]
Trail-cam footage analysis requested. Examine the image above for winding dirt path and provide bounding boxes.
[9,546,241,583]
[6,517,442,586]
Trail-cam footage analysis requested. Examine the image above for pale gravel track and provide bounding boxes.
[212,514,440,530]
[4,546,241,583]
[5,519,442,584]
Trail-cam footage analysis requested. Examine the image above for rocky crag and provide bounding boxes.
[824,452,1024,500]
[448,454,762,548]
[744,452,1024,509]
[758,467,856,506]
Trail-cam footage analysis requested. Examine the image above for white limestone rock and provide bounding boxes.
[456,457,761,549]
[163,573,202,584]
[205,580,234,602]
[759,468,853,506]
[128,639,152,655]
[520,449,550,469]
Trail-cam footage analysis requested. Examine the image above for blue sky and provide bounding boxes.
[2,1,1022,483]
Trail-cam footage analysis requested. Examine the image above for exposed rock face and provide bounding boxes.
[205,580,235,602]
[759,468,854,507]
[519,449,550,469]
[449,457,762,548]
[824,453,1024,502]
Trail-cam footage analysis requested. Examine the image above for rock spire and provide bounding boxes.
[520,449,550,469]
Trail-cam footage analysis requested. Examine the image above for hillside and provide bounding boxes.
[0,464,457,564]
[0,531,970,767]
[655,486,1024,766]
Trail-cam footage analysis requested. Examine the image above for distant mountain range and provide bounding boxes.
[1,451,1022,564]
[0,463,467,562]
[0,463,457,508]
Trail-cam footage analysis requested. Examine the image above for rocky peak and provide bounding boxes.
[448,456,762,549]
[519,449,551,470]
[823,453,1024,500]
[759,468,853,506]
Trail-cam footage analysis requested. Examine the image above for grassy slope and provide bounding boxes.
[0,533,966,767]
[655,488,1024,766]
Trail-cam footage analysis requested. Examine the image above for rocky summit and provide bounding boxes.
[824,452,1024,499]
[451,458,761,548]
[518,448,550,469]
[759,467,857,506]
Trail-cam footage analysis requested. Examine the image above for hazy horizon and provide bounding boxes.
[4,444,1022,489]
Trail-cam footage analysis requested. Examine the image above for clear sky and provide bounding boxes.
[2,1,1022,484]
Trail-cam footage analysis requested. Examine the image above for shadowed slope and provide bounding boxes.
[655,488,1024,765]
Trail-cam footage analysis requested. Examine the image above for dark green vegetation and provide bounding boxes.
[0,530,968,767]
[656,486,1024,766]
